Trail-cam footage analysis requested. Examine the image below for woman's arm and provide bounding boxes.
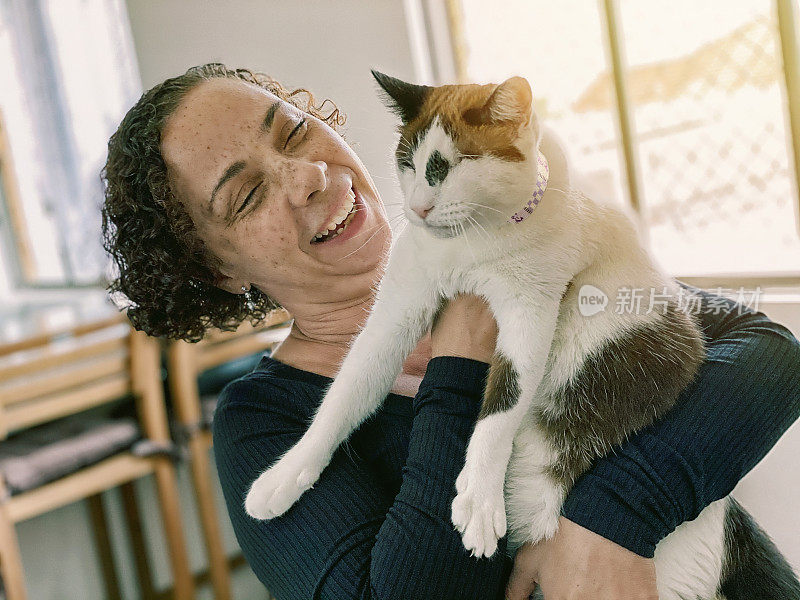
[560,284,800,557]
[212,355,511,600]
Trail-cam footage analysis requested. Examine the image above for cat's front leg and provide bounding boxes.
[246,251,440,519]
[452,293,562,558]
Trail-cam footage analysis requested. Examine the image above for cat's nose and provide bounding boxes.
[412,204,433,219]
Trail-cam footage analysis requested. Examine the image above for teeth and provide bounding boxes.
[312,188,357,241]
[312,201,357,243]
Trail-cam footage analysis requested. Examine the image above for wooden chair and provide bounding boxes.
[0,315,195,600]
[167,309,292,600]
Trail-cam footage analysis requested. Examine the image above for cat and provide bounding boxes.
[244,71,800,600]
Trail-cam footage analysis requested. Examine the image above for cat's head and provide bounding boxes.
[372,70,543,238]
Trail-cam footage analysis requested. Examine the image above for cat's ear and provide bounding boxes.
[483,76,533,125]
[371,70,432,123]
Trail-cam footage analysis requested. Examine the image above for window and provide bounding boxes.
[451,0,800,282]
[0,0,141,288]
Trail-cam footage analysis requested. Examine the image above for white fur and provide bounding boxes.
[653,499,727,600]
[245,99,731,598]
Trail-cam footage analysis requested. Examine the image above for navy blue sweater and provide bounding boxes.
[212,284,800,599]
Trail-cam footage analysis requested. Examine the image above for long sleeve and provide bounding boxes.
[561,284,800,557]
[212,356,512,600]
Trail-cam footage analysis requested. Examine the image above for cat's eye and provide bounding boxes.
[397,155,415,171]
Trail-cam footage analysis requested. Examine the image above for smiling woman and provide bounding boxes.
[101,63,362,341]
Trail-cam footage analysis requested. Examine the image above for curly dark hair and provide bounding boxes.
[101,63,346,341]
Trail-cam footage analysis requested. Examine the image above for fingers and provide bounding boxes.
[505,544,540,600]
[505,576,536,600]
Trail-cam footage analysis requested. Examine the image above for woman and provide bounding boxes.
[101,63,800,600]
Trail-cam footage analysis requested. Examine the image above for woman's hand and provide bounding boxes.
[506,517,659,600]
[430,293,498,364]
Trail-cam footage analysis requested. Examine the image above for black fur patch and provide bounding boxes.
[425,150,450,187]
[480,354,520,419]
[371,69,432,123]
[719,498,800,599]
[539,300,706,487]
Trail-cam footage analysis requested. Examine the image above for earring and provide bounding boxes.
[241,285,249,294]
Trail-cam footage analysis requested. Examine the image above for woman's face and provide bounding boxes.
[160,77,391,305]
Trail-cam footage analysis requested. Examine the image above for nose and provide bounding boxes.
[289,160,328,207]
[412,204,433,219]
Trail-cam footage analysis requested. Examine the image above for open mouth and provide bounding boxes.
[311,186,359,244]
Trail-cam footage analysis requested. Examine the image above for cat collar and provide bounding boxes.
[508,153,549,223]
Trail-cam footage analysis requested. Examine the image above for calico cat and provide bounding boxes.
[245,71,800,599]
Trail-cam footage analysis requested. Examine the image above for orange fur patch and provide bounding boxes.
[397,83,526,164]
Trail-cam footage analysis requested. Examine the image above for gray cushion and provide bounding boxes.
[0,414,141,496]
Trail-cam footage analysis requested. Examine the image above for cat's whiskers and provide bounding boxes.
[458,220,479,264]
[462,201,505,215]
[466,215,492,244]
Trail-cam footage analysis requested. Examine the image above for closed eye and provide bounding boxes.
[237,182,262,214]
[284,118,307,149]
[397,155,415,171]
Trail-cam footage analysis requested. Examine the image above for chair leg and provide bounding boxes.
[120,481,156,600]
[0,506,26,600]
[86,494,122,600]
[188,435,231,600]
[152,459,195,600]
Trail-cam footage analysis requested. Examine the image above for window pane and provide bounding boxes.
[617,0,800,275]
[0,0,140,287]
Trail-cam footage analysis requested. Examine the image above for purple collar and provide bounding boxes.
[508,153,550,223]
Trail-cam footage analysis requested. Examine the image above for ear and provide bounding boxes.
[483,76,532,125]
[212,272,249,295]
[371,69,432,123]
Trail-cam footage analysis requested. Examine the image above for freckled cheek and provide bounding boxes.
[247,215,297,257]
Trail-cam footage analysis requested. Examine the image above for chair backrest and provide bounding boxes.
[0,314,168,442]
[167,309,292,427]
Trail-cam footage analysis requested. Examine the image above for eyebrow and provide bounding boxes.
[208,103,280,210]
[261,101,280,133]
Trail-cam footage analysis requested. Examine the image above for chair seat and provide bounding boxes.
[0,414,142,496]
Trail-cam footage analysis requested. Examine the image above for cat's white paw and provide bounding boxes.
[245,448,327,520]
[451,468,506,558]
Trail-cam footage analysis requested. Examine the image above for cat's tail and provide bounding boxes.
[719,497,800,599]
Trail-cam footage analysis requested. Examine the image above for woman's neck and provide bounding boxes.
[270,324,352,379]
[270,314,432,395]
